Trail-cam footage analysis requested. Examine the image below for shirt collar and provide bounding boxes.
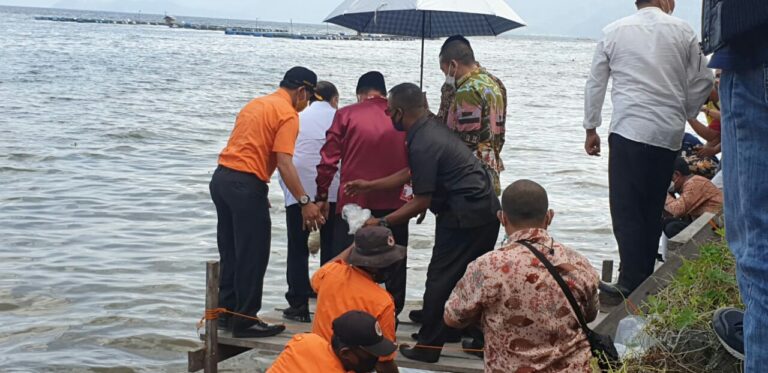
[456,66,484,89]
[637,6,665,14]
[505,228,553,246]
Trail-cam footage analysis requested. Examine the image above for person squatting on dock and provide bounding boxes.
[445,180,599,373]
[268,310,397,373]
[278,81,341,323]
[209,66,326,338]
[662,156,723,239]
[582,0,713,305]
[311,226,406,373]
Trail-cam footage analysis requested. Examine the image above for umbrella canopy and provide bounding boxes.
[324,0,526,38]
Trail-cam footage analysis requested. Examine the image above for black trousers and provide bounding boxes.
[332,210,408,316]
[609,134,676,291]
[209,166,271,330]
[663,216,692,239]
[284,203,337,308]
[417,220,500,347]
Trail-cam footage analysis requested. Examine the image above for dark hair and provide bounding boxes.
[439,36,475,65]
[635,0,653,5]
[388,83,424,113]
[673,156,691,176]
[280,80,314,95]
[311,81,339,103]
[356,71,387,95]
[501,180,549,224]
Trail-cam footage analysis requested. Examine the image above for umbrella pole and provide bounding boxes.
[419,11,425,89]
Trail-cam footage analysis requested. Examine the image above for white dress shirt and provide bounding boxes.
[583,7,714,151]
[279,101,340,206]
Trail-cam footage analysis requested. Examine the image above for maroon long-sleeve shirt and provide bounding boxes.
[315,97,408,214]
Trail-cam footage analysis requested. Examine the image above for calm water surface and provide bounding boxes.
[0,6,616,372]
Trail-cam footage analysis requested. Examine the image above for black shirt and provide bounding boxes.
[407,115,500,229]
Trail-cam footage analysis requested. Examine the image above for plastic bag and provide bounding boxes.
[614,315,655,358]
[341,204,371,235]
[307,230,321,256]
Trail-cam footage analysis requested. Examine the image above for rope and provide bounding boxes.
[197,308,485,353]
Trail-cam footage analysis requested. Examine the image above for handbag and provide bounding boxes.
[517,240,621,370]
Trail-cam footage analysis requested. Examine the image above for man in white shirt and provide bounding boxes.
[582,0,713,305]
[278,81,341,322]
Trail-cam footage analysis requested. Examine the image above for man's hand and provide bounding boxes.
[316,201,330,220]
[345,180,373,197]
[585,129,601,156]
[364,217,380,227]
[697,144,719,158]
[301,203,325,231]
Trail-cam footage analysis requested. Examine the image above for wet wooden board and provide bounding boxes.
[201,302,483,373]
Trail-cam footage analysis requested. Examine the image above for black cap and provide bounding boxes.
[332,310,397,357]
[356,71,387,95]
[347,226,406,269]
[281,66,317,91]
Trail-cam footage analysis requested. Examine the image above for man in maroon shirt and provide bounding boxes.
[315,71,409,316]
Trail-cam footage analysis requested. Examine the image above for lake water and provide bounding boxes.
[0,6,618,372]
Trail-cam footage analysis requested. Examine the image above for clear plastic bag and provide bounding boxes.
[341,204,371,235]
[307,230,321,256]
[614,315,655,358]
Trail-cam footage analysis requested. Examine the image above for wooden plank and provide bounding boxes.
[601,260,614,282]
[593,212,720,337]
[188,345,251,372]
[204,261,220,373]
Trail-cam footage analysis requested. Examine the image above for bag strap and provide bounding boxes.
[517,239,593,336]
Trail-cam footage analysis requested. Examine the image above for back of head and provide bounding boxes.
[502,180,549,226]
[388,83,424,114]
[356,71,387,96]
[673,156,691,176]
[280,66,317,91]
[311,81,339,103]
[439,35,475,66]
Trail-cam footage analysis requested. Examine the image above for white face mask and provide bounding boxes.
[668,181,676,193]
[443,63,457,88]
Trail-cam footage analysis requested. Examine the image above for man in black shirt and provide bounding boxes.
[360,82,501,363]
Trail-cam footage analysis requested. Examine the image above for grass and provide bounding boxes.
[594,233,744,373]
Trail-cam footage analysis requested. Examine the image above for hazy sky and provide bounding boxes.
[0,0,704,38]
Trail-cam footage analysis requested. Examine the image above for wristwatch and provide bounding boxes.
[378,217,390,228]
[299,195,311,206]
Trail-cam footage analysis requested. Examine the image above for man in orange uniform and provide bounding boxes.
[269,310,397,373]
[311,226,405,373]
[210,67,325,338]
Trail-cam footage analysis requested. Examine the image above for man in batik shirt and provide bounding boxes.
[436,35,507,196]
[445,180,599,373]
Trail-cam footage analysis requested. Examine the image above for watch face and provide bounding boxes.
[300,195,310,205]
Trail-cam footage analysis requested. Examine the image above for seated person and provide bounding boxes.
[681,132,719,179]
[663,156,724,238]
[444,180,599,373]
[311,226,405,373]
[268,310,397,373]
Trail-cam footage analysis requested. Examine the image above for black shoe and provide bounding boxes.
[411,332,461,343]
[599,282,634,307]
[409,309,423,323]
[283,305,311,323]
[232,319,286,338]
[713,307,744,360]
[462,339,484,359]
[399,344,440,363]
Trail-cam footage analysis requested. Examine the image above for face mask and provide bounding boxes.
[443,62,457,88]
[390,110,405,132]
[668,180,676,193]
[295,89,309,112]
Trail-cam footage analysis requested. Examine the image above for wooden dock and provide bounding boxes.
[188,262,484,373]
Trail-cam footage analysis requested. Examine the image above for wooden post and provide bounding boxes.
[601,260,614,283]
[205,261,220,373]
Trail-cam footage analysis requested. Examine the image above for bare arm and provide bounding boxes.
[277,152,324,230]
[687,117,720,142]
[365,194,431,227]
[345,168,411,197]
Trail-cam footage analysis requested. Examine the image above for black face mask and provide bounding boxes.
[390,110,405,132]
[370,263,398,284]
[353,352,379,373]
